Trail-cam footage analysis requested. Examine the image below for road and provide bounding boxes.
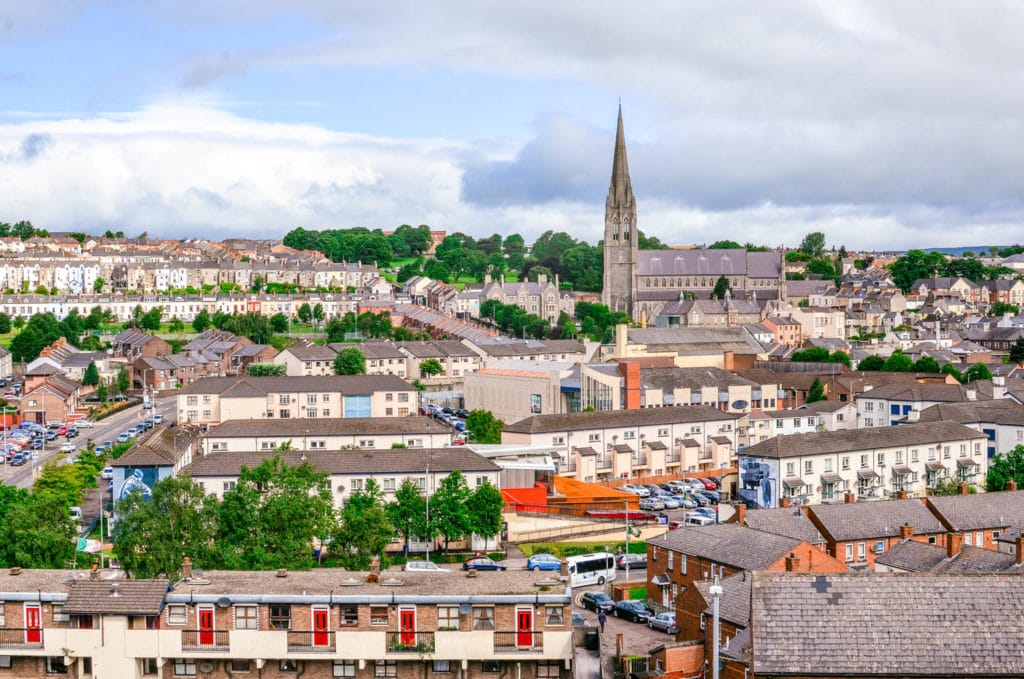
[0,397,177,490]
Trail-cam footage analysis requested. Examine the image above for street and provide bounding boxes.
[0,397,177,490]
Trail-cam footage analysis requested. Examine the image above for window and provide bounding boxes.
[351,479,363,492]
[472,607,495,630]
[546,606,564,625]
[172,659,196,676]
[911,449,919,463]
[874,540,885,554]
[235,604,258,630]
[928,447,936,460]
[824,459,832,472]
[681,554,687,575]
[278,395,290,405]
[279,409,290,418]
[202,409,211,419]
[399,393,409,403]
[310,440,326,449]
[307,408,318,418]
[658,428,669,437]
[370,606,388,625]
[857,542,866,561]
[186,395,198,406]
[537,662,561,678]
[667,551,674,571]
[334,661,357,677]
[845,544,854,562]
[588,433,600,442]
[230,660,251,673]
[280,660,298,673]
[699,613,706,631]
[307,394,317,404]
[786,462,794,476]
[142,658,159,675]
[340,605,358,627]
[375,661,398,678]
[482,662,501,673]
[623,431,636,440]
[552,436,565,445]
[211,442,226,451]
[0,603,5,626]
[167,604,187,626]
[323,394,331,403]
[385,408,393,416]
[804,460,813,475]
[438,605,459,630]
[270,605,291,629]
[433,661,452,673]
[382,478,396,492]
[223,481,236,493]
[359,440,375,448]
[860,454,868,468]
[877,453,885,465]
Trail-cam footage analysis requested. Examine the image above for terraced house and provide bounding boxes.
[0,565,572,679]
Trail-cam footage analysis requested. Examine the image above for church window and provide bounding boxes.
[662,278,666,287]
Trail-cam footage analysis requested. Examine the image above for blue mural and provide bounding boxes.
[117,467,157,501]
[738,457,779,509]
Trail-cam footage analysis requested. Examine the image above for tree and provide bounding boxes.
[708,240,742,249]
[168,316,185,333]
[113,476,219,578]
[941,363,963,383]
[990,302,1020,317]
[466,481,504,542]
[963,362,992,383]
[96,381,108,402]
[930,478,963,496]
[857,355,885,371]
[886,250,947,292]
[530,230,578,264]
[798,232,826,258]
[0,313,10,335]
[192,309,211,334]
[387,479,428,556]
[247,363,287,376]
[140,307,162,332]
[560,244,603,292]
[806,258,837,280]
[313,303,325,325]
[806,377,825,403]
[270,313,290,333]
[333,348,366,375]
[116,367,130,394]
[214,457,335,571]
[0,494,76,568]
[93,277,105,293]
[882,350,914,372]
[986,445,1024,492]
[912,355,940,373]
[465,410,504,444]
[334,479,394,569]
[503,234,527,271]
[297,303,313,324]
[10,313,61,362]
[1010,337,1024,366]
[82,361,100,387]
[419,359,443,377]
[712,275,731,300]
[429,471,472,553]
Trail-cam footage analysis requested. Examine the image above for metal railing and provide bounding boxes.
[287,630,336,651]
[493,631,543,651]
[386,631,435,653]
[0,628,43,648]
[181,629,229,651]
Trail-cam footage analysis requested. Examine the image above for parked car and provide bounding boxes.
[639,497,665,511]
[46,420,62,429]
[30,438,43,450]
[686,491,711,507]
[10,452,28,466]
[153,414,164,424]
[620,483,650,497]
[455,409,469,419]
[670,494,697,509]
[616,554,647,570]
[404,560,451,573]
[101,466,114,480]
[580,591,614,613]
[688,507,718,521]
[74,420,93,429]
[660,497,680,509]
[65,428,79,439]
[116,433,130,443]
[526,553,562,572]
[60,442,76,453]
[463,557,506,572]
[695,489,720,504]
[143,419,154,430]
[56,426,68,436]
[696,477,717,491]
[572,612,588,627]
[683,514,715,526]
[44,431,57,441]
[612,600,653,623]
[647,612,678,634]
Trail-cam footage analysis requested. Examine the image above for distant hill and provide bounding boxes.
[920,246,1010,257]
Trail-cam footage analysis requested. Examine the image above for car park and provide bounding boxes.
[143,419,154,430]
[526,553,562,572]
[403,560,451,573]
[612,600,653,623]
[455,409,468,419]
[463,557,507,571]
[65,428,79,439]
[639,497,665,511]
[10,452,28,466]
[686,492,711,507]
[616,554,647,570]
[580,591,614,613]
[30,438,43,450]
[647,612,678,634]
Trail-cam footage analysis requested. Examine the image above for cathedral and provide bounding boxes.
[600,106,786,323]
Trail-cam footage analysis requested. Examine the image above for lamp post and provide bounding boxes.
[624,499,630,585]
[710,575,722,679]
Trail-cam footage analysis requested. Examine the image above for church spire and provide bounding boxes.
[608,102,634,207]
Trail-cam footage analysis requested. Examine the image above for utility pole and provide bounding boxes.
[710,575,722,679]
[425,463,431,563]
[624,499,630,584]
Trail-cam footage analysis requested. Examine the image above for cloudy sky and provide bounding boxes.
[2,1,1024,250]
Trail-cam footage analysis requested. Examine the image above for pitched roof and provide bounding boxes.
[178,374,413,396]
[915,399,1024,427]
[695,572,751,627]
[182,448,501,477]
[807,498,946,541]
[874,539,949,572]
[741,507,825,544]
[740,421,983,459]
[926,490,1024,532]
[648,523,800,571]
[63,579,169,615]
[503,404,740,434]
[206,416,449,438]
[751,572,1024,676]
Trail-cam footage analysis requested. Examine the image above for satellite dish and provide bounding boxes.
[215,597,231,608]
[458,603,473,616]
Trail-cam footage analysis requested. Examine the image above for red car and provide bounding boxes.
[697,478,717,490]
[56,426,68,436]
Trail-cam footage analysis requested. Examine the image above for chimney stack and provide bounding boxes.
[780,497,791,508]
[735,503,747,526]
[181,557,193,579]
[899,523,913,540]
[1016,536,1024,566]
[844,491,856,504]
[785,553,801,573]
[947,532,964,558]
[896,490,909,500]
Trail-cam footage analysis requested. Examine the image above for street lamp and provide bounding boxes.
[710,576,722,679]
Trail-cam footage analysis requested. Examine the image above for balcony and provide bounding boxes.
[287,630,336,652]
[493,631,544,652]
[181,630,229,651]
[0,628,43,649]
[665,453,681,465]
[386,631,435,654]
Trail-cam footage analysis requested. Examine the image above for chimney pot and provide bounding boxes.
[958,482,969,495]
[1008,478,1018,492]
[8,567,21,576]
[735,503,747,526]
[780,497,791,508]
[899,523,913,540]
[181,557,193,579]
[784,553,801,573]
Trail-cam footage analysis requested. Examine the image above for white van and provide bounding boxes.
[69,506,82,522]
[683,515,715,526]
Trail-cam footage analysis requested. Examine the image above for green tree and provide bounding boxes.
[886,250,947,292]
[530,230,578,264]
[297,303,313,324]
[82,361,100,387]
[806,258,837,280]
[333,348,366,375]
[930,478,962,496]
[465,410,504,444]
[466,481,504,542]
[503,234,527,271]
[116,367,130,394]
[990,302,1020,317]
[387,479,429,556]
[806,377,825,403]
[963,362,992,383]
[798,231,826,257]
[882,350,914,372]
[247,363,287,376]
[419,358,443,377]
[560,244,603,292]
[712,275,731,300]
[0,313,10,335]
[912,355,940,373]
[10,313,61,362]
[941,363,964,383]
[96,381,108,402]
[1010,337,1024,365]
[113,476,219,578]
[708,240,742,249]
[429,471,472,553]
[214,457,335,570]
[0,494,76,568]
[334,478,394,569]
[192,309,211,334]
[313,303,325,325]
[93,277,105,293]
[140,307,162,331]
[270,313,290,333]
[168,316,185,333]
[858,355,885,371]
[985,445,1024,492]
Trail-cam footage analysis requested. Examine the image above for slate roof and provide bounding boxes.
[206,416,449,438]
[649,523,800,571]
[807,498,946,541]
[639,366,760,391]
[695,572,751,627]
[636,248,782,278]
[858,382,985,403]
[926,490,1024,532]
[503,405,740,434]
[178,374,413,395]
[741,507,825,544]
[739,421,983,459]
[63,579,170,615]
[751,571,1024,676]
[915,400,1024,427]
[874,539,949,572]
[182,448,501,477]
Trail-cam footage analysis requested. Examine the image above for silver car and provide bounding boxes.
[404,561,451,573]
[648,612,678,634]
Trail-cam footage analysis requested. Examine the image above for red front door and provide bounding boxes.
[198,607,214,646]
[399,608,416,646]
[516,608,533,648]
[24,605,41,643]
[313,607,330,646]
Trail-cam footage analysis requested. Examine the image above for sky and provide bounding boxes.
[2,1,1024,250]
